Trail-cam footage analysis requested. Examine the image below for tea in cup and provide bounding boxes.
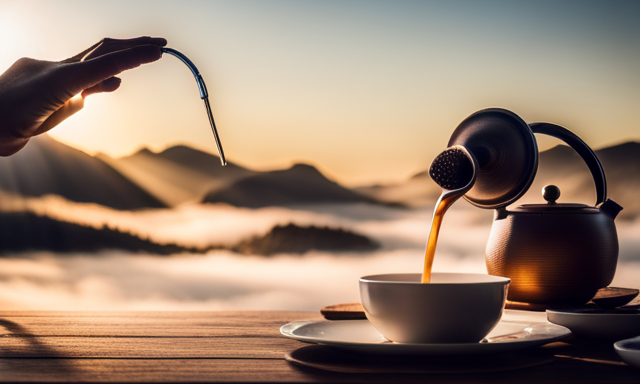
[359,273,510,344]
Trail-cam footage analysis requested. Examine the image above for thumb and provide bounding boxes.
[81,76,121,98]
[32,95,85,136]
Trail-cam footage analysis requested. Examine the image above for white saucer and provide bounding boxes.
[281,310,570,355]
[614,336,640,369]
[547,308,640,341]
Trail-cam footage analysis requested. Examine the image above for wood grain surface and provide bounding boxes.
[0,311,638,383]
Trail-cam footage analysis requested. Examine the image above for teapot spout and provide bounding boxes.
[599,199,623,220]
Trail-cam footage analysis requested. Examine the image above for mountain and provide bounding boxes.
[100,145,255,206]
[233,223,379,255]
[0,211,198,255]
[155,146,252,179]
[595,142,640,218]
[202,163,378,208]
[0,211,376,256]
[9,136,636,216]
[518,142,640,219]
[354,171,441,207]
[0,135,165,210]
[0,136,382,210]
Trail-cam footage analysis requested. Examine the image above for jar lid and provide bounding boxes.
[447,108,538,209]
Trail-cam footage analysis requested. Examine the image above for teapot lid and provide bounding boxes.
[447,108,538,209]
[512,185,606,214]
[513,203,598,213]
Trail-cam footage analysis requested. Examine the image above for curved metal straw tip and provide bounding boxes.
[162,47,227,166]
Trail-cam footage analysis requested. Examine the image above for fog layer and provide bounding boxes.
[1,202,638,310]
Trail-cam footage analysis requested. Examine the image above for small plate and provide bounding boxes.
[281,310,570,355]
[615,336,640,369]
[547,308,640,341]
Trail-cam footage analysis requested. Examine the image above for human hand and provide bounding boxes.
[0,36,167,156]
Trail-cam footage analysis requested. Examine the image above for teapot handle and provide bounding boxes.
[529,122,606,206]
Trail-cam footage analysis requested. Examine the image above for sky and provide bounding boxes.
[1,0,639,186]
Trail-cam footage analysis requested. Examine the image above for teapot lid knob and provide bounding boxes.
[542,185,560,204]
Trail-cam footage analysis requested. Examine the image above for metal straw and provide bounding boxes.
[162,47,227,166]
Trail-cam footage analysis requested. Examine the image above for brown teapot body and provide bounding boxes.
[486,203,620,304]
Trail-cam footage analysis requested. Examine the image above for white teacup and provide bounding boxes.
[359,273,510,344]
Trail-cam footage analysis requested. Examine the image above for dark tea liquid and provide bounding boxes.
[421,192,458,283]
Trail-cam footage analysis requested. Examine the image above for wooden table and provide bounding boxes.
[0,311,637,383]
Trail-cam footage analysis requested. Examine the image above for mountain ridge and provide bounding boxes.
[202,163,378,208]
[2,136,638,217]
[0,135,165,210]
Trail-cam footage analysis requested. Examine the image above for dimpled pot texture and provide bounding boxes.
[359,273,510,344]
[486,210,618,304]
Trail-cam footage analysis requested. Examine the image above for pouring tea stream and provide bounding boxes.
[421,146,477,283]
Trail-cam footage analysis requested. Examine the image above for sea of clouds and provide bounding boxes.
[0,202,638,310]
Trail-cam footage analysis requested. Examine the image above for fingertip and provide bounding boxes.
[141,45,163,62]
[144,36,167,47]
[103,76,122,92]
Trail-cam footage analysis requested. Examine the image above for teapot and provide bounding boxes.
[446,108,623,305]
